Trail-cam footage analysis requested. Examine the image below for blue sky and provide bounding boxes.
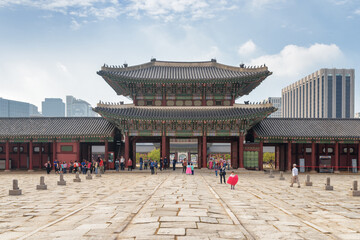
[0,0,359,113]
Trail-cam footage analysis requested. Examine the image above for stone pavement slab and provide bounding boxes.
[0,170,359,239]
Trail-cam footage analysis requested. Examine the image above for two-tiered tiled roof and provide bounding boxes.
[0,118,115,141]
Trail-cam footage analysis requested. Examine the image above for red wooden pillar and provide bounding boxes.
[77,140,81,162]
[39,143,43,169]
[202,135,207,168]
[275,145,280,170]
[132,140,136,169]
[334,141,339,172]
[311,141,316,172]
[52,140,56,170]
[231,141,238,169]
[239,134,244,168]
[287,141,292,171]
[105,139,109,164]
[124,133,129,166]
[358,141,360,172]
[5,140,10,171]
[198,137,202,168]
[17,143,20,169]
[29,140,33,171]
[162,134,166,159]
[258,141,263,171]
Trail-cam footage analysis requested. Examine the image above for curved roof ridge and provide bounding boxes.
[101,59,269,73]
[95,103,274,110]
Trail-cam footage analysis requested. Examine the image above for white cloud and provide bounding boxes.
[239,43,345,104]
[238,40,257,57]
[355,9,360,15]
[249,0,286,9]
[249,43,343,78]
[0,0,236,22]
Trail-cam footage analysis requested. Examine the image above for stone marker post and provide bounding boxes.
[9,179,22,195]
[269,170,275,178]
[324,177,333,190]
[305,175,313,186]
[73,172,81,182]
[36,176,47,190]
[279,171,285,180]
[349,180,360,196]
[57,173,66,185]
[96,171,102,178]
[86,170,93,180]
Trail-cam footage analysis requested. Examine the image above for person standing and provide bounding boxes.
[144,158,148,170]
[214,162,219,176]
[191,163,194,175]
[290,163,301,188]
[150,160,155,175]
[45,161,52,174]
[219,164,226,184]
[139,157,143,170]
[127,158,133,171]
[182,158,187,174]
[120,156,125,170]
[159,158,163,171]
[115,158,120,172]
[172,156,177,171]
[164,156,168,170]
[99,158,104,174]
[227,171,238,190]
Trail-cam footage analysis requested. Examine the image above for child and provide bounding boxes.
[227,171,239,190]
[191,163,194,175]
[186,162,192,175]
[214,163,219,176]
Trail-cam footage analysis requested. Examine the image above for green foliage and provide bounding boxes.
[263,152,275,163]
[147,148,160,162]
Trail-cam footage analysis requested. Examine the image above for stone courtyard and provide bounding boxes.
[0,170,360,240]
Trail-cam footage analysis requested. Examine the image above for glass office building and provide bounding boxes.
[281,68,355,118]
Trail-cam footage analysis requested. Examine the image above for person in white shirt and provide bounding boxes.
[120,156,125,170]
[290,163,300,188]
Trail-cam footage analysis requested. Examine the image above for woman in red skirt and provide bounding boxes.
[227,171,238,190]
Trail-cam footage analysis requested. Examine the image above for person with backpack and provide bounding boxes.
[219,164,226,184]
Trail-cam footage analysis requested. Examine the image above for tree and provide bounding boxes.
[263,152,275,163]
[147,148,160,162]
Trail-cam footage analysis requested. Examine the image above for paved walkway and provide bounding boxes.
[0,170,360,239]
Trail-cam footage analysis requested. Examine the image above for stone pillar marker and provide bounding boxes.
[73,172,81,182]
[96,171,102,177]
[349,181,360,196]
[57,173,66,185]
[269,170,275,178]
[36,176,47,190]
[279,171,285,180]
[305,175,313,186]
[9,179,22,195]
[86,170,93,180]
[324,177,333,191]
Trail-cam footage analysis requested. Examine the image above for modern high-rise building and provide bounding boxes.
[66,96,97,117]
[0,97,41,117]
[355,112,360,118]
[42,98,65,117]
[262,97,281,118]
[282,68,355,118]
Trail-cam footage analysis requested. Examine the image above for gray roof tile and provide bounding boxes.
[0,117,115,139]
[95,104,275,121]
[253,118,360,139]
